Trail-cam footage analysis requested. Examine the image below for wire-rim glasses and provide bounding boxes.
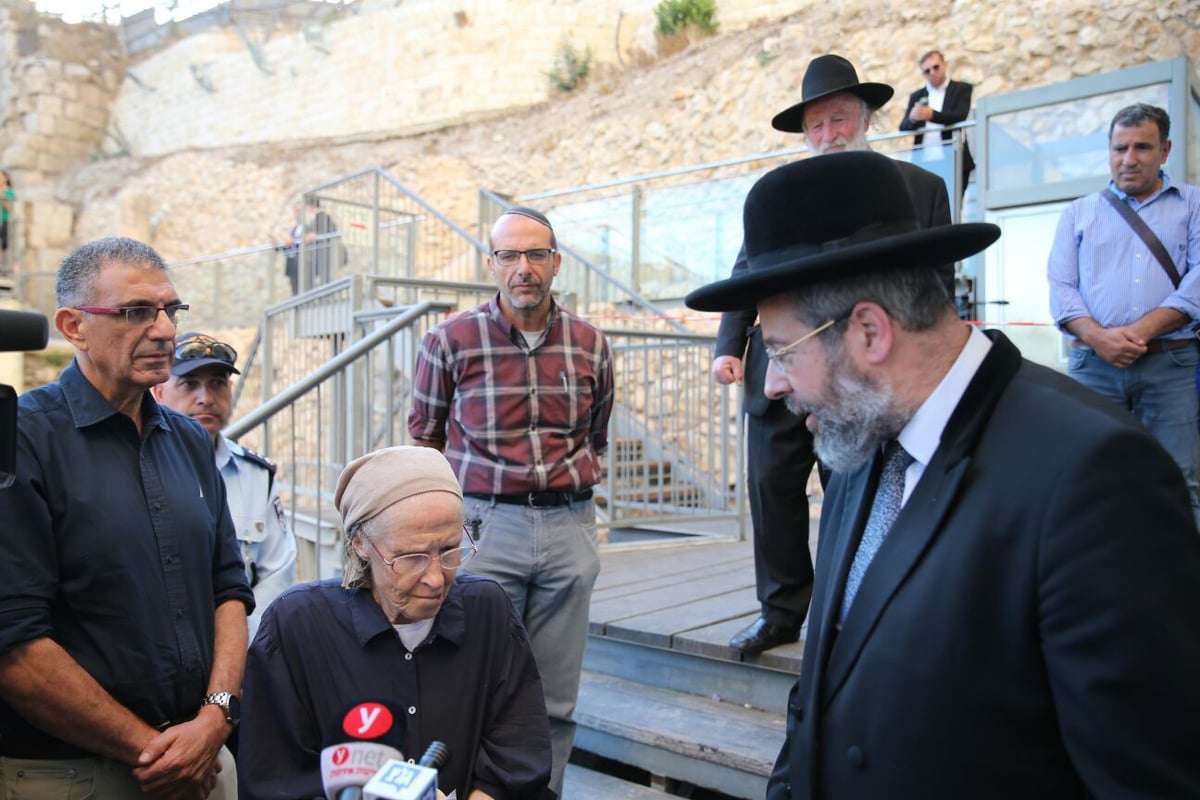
[367,532,478,575]
[76,304,189,327]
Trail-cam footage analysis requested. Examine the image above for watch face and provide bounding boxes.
[226,694,241,726]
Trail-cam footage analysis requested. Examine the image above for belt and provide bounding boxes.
[1071,338,1196,352]
[466,489,593,508]
[0,737,90,759]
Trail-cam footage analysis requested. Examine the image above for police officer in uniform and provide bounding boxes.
[154,332,297,640]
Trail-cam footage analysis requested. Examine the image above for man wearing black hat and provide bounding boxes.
[688,152,1200,797]
[715,54,951,655]
[152,332,297,642]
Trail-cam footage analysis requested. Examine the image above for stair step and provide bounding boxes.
[573,670,785,800]
[562,763,674,799]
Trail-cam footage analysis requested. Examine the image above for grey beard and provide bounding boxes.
[785,364,906,473]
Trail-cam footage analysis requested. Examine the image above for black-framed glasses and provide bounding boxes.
[491,248,556,267]
[368,532,478,574]
[175,334,237,366]
[76,304,189,327]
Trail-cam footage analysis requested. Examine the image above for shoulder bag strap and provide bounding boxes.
[1101,187,1180,288]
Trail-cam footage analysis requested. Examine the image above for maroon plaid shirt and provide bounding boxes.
[408,294,614,495]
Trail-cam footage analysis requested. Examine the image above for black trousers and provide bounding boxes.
[746,398,817,628]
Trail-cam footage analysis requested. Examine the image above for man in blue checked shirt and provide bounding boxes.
[1048,103,1200,528]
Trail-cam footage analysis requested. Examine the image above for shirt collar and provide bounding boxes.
[345,579,467,650]
[60,358,168,433]
[215,434,236,471]
[486,292,560,344]
[1107,170,1173,207]
[897,324,992,469]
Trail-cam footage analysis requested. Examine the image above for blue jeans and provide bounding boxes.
[1069,343,1200,527]
[463,497,601,798]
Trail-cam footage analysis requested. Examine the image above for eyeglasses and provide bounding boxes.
[175,334,237,366]
[76,304,189,327]
[491,248,556,267]
[922,63,942,76]
[764,311,851,368]
[368,534,478,575]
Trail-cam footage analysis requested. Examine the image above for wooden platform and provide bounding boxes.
[591,515,820,675]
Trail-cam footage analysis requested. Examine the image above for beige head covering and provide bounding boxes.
[334,446,463,531]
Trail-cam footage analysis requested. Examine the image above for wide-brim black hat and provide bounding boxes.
[684,152,1000,312]
[771,54,894,133]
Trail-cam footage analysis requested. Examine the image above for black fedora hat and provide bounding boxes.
[684,152,1000,312]
[771,54,894,133]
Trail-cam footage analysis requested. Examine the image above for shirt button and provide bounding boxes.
[176,609,184,618]
[404,653,413,661]
[846,745,865,769]
[408,706,417,715]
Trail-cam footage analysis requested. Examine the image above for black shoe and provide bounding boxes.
[729,617,801,654]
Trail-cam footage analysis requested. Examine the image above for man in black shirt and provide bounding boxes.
[0,237,252,799]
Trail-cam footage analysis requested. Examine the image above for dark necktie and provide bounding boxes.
[840,442,915,622]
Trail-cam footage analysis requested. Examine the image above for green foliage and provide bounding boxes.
[547,41,591,93]
[654,0,719,37]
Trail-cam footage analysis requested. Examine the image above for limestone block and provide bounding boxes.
[63,62,90,80]
[119,192,154,243]
[1,144,37,170]
[34,94,64,117]
[56,81,79,101]
[26,201,75,249]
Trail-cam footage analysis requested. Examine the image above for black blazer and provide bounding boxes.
[899,79,976,177]
[715,162,951,413]
[766,331,1200,799]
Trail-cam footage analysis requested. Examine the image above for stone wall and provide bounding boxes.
[0,0,123,271]
[2,0,1198,304]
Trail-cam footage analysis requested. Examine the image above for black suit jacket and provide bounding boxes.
[899,79,976,177]
[715,161,951,410]
[766,331,1200,799]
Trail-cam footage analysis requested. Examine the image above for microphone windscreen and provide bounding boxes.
[0,310,49,353]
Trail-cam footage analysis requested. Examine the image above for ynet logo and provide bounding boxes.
[343,702,394,739]
[332,746,351,766]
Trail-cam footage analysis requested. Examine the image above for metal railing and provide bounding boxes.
[227,297,454,580]
[226,283,741,579]
[516,124,975,304]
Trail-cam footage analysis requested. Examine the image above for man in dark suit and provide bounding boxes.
[688,151,1200,798]
[715,55,951,655]
[899,49,976,199]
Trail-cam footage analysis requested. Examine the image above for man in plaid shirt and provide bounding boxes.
[409,207,614,796]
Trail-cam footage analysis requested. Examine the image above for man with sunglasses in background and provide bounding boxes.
[153,332,297,641]
[0,238,252,799]
[409,207,613,797]
[899,49,976,199]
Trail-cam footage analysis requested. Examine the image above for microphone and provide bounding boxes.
[363,741,449,800]
[417,741,448,770]
[0,309,49,353]
[320,701,405,800]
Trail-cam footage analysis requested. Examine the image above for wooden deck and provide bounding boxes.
[590,509,820,675]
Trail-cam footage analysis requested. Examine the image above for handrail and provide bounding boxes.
[307,167,489,253]
[520,121,976,201]
[225,300,451,439]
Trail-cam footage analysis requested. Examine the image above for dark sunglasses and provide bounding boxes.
[175,335,237,366]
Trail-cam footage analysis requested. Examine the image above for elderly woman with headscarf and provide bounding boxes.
[237,446,552,800]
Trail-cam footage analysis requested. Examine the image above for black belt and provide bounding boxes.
[467,489,593,509]
[0,737,90,759]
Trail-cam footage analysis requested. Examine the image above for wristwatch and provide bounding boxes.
[201,691,241,727]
